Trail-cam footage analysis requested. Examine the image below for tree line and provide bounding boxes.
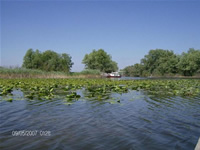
[22,48,118,73]
[123,48,200,77]
[22,49,74,72]
[82,49,118,73]
[22,48,200,76]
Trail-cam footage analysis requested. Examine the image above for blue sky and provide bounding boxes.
[1,0,200,71]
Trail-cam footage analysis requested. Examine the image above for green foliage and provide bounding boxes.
[0,67,102,78]
[123,64,144,77]
[141,49,179,76]
[82,49,118,73]
[123,65,134,77]
[22,49,35,69]
[177,48,200,76]
[123,48,200,77]
[0,79,200,105]
[0,67,69,77]
[79,69,101,75]
[22,49,73,72]
[0,67,47,75]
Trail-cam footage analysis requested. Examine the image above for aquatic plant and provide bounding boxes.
[0,79,200,104]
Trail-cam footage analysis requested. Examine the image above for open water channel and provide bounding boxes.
[0,78,200,150]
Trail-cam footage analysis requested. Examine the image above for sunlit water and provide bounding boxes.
[0,89,200,150]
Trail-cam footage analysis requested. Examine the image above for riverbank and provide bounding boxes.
[146,75,200,79]
[0,67,101,79]
[0,74,101,79]
[1,67,200,79]
[124,74,200,79]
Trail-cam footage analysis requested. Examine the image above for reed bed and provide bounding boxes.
[0,68,101,79]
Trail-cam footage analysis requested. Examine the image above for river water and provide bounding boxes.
[0,81,200,150]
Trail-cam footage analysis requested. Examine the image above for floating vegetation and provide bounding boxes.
[0,79,200,104]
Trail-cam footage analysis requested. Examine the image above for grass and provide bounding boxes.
[0,67,101,78]
[70,69,101,75]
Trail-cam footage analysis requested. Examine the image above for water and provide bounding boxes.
[111,77,146,80]
[0,90,200,150]
[119,77,200,80]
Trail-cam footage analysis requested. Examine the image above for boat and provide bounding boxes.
[195,137,200,150]
[106,72,121,78]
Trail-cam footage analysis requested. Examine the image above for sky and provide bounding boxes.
[1,0,200,72]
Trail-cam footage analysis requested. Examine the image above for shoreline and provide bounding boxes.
[1,74,200,79]
[0,74,101,79]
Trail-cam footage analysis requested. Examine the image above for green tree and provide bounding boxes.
[32,49,43,69]
[22,49,35,69]
[22,49,73,72]
[156,52,179,75]
[123,48,200,77]
[123,63,144,77]
[59,53,74,72]
[141,49,178,76]
[42,50,60,71]
[82,49,118,73]
[177,48,200,76]
[123,65,134,77]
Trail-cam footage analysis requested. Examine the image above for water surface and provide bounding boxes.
[0,89,200,150]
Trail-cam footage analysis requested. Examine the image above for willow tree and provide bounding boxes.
[82,49,118,73]
[177,48,200,76]
[22,48,35,69]
[22,49,73,72]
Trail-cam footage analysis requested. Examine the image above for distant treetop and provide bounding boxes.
[123,48,200,77]
[22,49,73,72]
[82,49,118,73]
